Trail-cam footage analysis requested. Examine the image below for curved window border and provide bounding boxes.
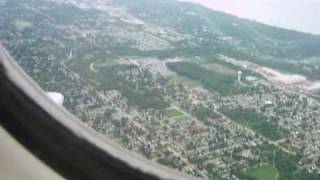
[0,44,199,180]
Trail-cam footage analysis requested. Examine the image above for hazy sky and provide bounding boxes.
[182,0,320,34]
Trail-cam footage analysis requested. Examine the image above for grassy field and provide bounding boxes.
[245,164,278,180]
[167,62,248,95]
[166,108,185,118]
[202,63,237,76]
[69,49,117,78]
[68,49,169,110]
[171,115,191,123]
[166,107,192,123]
[13,20,32,31]
[170,75,202,88]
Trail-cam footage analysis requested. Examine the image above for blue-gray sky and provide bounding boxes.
[182,0,320,34]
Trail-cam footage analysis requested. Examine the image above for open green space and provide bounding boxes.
[236,144,320,180]
[69,51,168,110]
[192,105,220,125]
[170,74,202,88]
[245,164,278,180]
[166,108,185,118]
[274,150,320,180]
[167,62,248,95]
[69,48,117,78]
[171,115,191,123]
[220,108,286,140]
[13,20,32,31]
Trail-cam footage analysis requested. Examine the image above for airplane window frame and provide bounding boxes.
[0,44,199,180]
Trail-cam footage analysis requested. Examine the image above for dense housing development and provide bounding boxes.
[1,0,320,179]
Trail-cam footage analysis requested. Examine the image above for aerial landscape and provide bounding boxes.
[1,0,320,179]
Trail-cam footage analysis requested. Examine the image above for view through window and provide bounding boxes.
[1,0,320,179]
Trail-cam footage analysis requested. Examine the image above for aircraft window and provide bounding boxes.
[1,0,320,179]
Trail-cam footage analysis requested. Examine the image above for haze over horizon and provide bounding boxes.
[181,0,320,35]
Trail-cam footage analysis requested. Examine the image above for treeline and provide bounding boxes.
[275,150,320,180]
[192,105,220,125]
[167,62,247,95]
[235,144,320,180]
[121,87,168,110]
[97,65,168,110]
[220,107,286,140]
[274,150,320,180]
